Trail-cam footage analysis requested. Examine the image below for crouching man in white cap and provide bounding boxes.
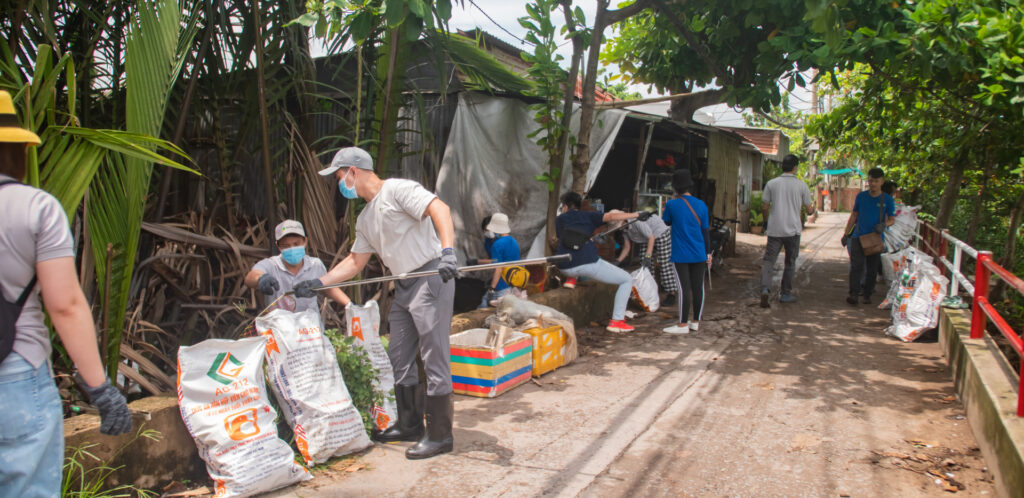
[294,147,458,460]
[244,219,350,313]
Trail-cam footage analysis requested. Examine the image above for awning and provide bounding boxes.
[820,168,863,176]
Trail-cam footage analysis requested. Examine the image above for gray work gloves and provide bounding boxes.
[873,223,886,234]
[438,248,459,282]
[293,278,323,298]
[641,255,654,270]
[80,377,132,435]
[637,211,652,221]
[484,288,496,305]
[257,274,279,295]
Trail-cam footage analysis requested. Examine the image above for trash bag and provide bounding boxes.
[886,263,948,342]
[177,336,310,497]
[345,301,398,433]
[255,309,372,465]
[630,267,660,312]
[490,295,578,365]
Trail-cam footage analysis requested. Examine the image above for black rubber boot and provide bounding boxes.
[405,393,454,460]
[372,383,424,443]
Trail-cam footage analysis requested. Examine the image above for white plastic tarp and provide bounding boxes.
[435,93,627,261]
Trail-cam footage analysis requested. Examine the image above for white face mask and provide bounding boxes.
[484,230,495,239]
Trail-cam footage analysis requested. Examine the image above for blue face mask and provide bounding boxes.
[281,246,305,265]
[338,170,358,199]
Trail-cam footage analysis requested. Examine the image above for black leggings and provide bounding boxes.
[673,262,706,322]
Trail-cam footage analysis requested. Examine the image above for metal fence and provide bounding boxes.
[914,219,1024,416]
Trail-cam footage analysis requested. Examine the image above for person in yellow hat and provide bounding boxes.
[0,91,131,497]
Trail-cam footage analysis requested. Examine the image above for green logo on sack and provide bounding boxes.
[206,352,244,385]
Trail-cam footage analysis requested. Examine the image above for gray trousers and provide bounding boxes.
[760,235,800,295]
[388,258,455,396]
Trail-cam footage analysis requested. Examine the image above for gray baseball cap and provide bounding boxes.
[319,147,374,176]
[274,219,306,241]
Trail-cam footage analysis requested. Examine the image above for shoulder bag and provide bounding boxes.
[857,196,885,256]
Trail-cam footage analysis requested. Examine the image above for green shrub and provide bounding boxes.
[324,329,389,433]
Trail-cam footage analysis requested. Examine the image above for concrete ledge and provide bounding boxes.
[64,395,206,490]
[450,280,617,334]
[939,308,1024,498]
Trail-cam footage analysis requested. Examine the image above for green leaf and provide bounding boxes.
[289,12,319,27]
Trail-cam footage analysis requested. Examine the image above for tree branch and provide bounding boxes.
[606,0,656,24]
[755,111,803,130]
[650,0,733,86]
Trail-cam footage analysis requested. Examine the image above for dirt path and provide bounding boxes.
[271,212,996,497]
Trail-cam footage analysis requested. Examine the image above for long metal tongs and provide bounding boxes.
[256,254,571,319]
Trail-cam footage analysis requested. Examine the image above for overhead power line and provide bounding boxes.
[469,0,532,46]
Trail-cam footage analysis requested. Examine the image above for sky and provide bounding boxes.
[446,1,756,125]
[311,1,817,127]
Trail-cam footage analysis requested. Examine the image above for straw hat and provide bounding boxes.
[0,91,40,145]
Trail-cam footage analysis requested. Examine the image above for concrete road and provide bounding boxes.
[272,212,997,497]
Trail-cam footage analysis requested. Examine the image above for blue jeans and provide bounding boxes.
[0,353,64,498]
[561,259,632,320]
[477,287,511,309]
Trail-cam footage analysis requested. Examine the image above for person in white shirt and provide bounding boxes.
[759,154,814,307]
[243,219,350,313]
[294,147,458,460]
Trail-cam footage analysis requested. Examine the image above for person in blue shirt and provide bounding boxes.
[478,213,520,308]
[841,167,895,305]
[661,169,711,335]
[555,192,650,332]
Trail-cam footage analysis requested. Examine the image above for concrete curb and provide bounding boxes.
[939,308,1024,498]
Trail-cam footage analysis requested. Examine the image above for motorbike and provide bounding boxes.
[709,217,738,272]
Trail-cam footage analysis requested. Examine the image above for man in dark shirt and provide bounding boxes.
[555,192,649,332]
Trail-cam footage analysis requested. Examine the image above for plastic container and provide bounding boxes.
[450,328,532,398]
[522,325,565,377]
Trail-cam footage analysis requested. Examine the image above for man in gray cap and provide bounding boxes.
[244,219,350,313]
[294,147,458,460]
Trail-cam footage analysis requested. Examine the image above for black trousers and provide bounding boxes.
[673,262,706,322]
[848,237,881,298]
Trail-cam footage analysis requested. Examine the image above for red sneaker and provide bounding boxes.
[564,277,577,289]
[606,319,634,333]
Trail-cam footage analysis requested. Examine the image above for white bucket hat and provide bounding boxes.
[486,213,511,234]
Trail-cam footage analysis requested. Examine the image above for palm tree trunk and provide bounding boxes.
[253,1,277,247]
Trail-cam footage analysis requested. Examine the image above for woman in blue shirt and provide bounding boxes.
[661,169,711,334]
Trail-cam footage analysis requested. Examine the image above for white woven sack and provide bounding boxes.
[255,309,371,465]
[177,336,310,497]
[345,301,399,433]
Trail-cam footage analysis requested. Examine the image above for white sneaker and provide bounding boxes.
[688,321,699,331]
[662,324,690,334]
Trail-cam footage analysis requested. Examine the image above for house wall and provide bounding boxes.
[708,131,741,254]
[738,149,759,232]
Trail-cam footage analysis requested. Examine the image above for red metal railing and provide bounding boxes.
[914,220,1021,416]
[970,251,1024,416]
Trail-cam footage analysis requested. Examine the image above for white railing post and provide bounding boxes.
[951,244,962,298]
